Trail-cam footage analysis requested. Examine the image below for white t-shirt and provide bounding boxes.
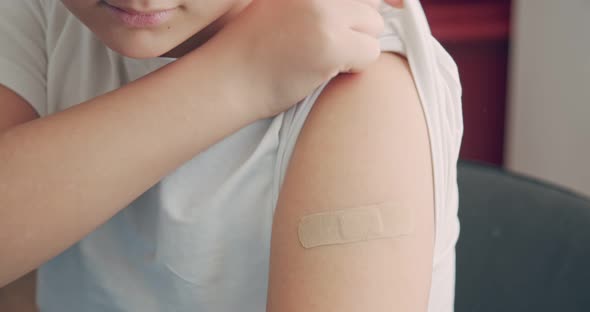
[0,1,463,311]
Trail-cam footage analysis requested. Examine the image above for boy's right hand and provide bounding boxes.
[213,0,386,118]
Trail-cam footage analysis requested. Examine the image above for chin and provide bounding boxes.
[100,33,181,59]
[110,42,176,59]
[114,46,172,59]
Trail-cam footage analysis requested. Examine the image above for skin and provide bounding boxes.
[1,0,421,311]
[61,0,404,59]
[61,0,252,58]
[267,53,434,312]
[0,0,391,286]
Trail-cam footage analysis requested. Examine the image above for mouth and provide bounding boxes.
[101,1,177,27]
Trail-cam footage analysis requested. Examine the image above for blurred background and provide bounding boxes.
[422,0,590,197]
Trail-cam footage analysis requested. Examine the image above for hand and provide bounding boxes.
[213,0,387,118]
[384,0,404,8]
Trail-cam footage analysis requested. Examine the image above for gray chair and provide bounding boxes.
[455,161,590,312]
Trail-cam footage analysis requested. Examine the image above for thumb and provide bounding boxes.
[384,0,404,8]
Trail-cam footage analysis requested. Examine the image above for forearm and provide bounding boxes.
[0,42,260,286]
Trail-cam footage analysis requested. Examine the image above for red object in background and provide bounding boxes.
[421,0,511,166]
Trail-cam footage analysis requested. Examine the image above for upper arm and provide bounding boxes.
[0,1,45,304]
[0,0,47,130]
[267,52,435,312]
[0,85,40,133]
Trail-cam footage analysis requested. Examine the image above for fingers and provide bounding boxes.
[383,0,404,8]
[333,0,385,73]
[338,29,381,73]
[353,0,404,9]
[343,0,385,37]
[353,0,381,9]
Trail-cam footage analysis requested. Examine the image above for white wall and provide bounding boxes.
[506,0,590,197]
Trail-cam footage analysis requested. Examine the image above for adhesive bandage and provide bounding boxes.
[298,202,414,249]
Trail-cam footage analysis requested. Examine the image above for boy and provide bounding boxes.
[0,0,462,311]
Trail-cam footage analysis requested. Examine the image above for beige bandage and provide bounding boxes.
[298,202,414,248]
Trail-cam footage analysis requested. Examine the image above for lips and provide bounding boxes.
[102,1,177,27]
[104,1,174,14]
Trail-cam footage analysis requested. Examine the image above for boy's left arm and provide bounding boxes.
[267,52,435,312]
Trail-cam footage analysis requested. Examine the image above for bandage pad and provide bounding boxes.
[298,202,414,248]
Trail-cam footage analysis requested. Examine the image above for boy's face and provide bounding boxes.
[61,0,250,58]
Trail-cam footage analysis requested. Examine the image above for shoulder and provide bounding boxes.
[279,50,435,230]
[309,52,419,124]
[289,52,432,188]
[269,52,436,311]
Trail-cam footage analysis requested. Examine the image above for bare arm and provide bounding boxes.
[0,0,392,289]
[0,84,40,311]
[267,52,435,311]
[0,40,261,287]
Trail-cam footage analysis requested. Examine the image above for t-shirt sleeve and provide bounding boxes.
[271,3,407,206]
[0,0,48,116]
